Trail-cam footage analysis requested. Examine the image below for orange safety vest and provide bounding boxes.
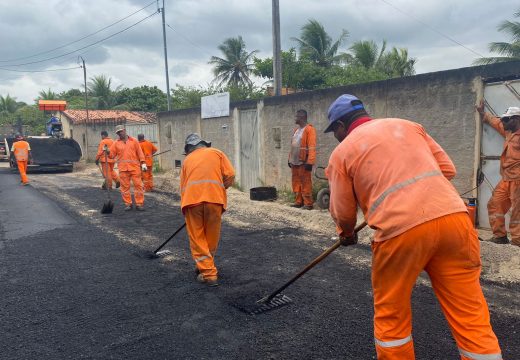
[289,124,317,165]
[180,147,235,212]
[484,112,520,180]
[327,118,466,242]
[109,136,145,171]
[96,138,116,163]
[139,140,158,167]
[12,140,30,161]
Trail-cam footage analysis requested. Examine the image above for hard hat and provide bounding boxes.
[115,125,125,134]
[500,107,520,119]
[325,94,365,133]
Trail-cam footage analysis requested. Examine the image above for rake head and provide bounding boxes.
[101,200,114,214]
[235,293,293,315]
[145,249,172,259]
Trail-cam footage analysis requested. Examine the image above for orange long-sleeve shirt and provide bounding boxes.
[484,112,520,180]
[180,147,235,212]
[96,138,116,163]
[109,136,145,171]
[139,140,158,167]
[327,118,466,242]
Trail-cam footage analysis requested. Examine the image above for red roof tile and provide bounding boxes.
[62,110,156,124]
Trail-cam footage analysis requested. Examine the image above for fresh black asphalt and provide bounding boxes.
[0,168,518,359]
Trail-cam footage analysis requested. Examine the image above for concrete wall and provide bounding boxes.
[72,120,125,161]
[157,61,520,193]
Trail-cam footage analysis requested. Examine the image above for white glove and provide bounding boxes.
[141,164,148,172]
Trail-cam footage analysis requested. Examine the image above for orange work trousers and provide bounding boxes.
[17,160,29,184]
[371,212,501,360]
[488,179,520,246]
[119,169,144,206]
[184,203,223,281]
[291,165,313,206]
[101,162,119,189]
[141,167,154,192]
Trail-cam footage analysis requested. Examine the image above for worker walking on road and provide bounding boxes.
[138,134,158,192]
[95,131,120,190]
[180,133,235,287]
[324,94,501,360]
[109,125,147,211]
[477,101,520,246]
[288,109,317,210]
[11,134,32,185]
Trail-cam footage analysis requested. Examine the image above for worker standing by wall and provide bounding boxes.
[138,133,158,192]
[477,101,520,246]
[288,109,316,210]
[109,125,146,211]
[11,134,32,186]
[180,133,235,287]
[95,131,120,190]
[324,94,501,360]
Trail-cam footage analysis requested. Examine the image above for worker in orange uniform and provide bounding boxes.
[11,134,32,185]
[109,125,147,211]
[324,94,501,360]
[180,133,235,286]
[288,109,317,210]
[138,133,158,192]
[95,130,120,190]
[477,101,520,246]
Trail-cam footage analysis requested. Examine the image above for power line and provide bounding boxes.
[0,66,82,73]
[166,23,213,57]
[1,11,159,68]
[378,0,485,58]
[0,0,157,64]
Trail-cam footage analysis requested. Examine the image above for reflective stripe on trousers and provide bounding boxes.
[375,335,412,348]
[369,170,442,215]
[459,348,502,360]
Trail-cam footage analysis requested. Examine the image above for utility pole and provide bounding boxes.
[80,56,90,160]
[160,0,172,110]
[272,0,282,96]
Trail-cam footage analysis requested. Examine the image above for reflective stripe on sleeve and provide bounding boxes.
[195,255,211,263]
[459,348,502,360]
[374,335,412,348]
[369,170,442,215]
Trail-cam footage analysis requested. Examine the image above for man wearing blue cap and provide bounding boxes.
[324,94,501,359]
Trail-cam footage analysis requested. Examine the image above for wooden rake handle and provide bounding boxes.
[263,221,368,303]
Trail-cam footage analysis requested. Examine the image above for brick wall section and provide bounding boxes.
[157,61,520,194]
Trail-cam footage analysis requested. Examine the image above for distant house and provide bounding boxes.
[59,110,157,161]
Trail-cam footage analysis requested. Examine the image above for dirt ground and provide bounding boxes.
[21,163,519,358]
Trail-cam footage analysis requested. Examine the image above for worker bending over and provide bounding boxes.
[325,94,501,360]
[138,133,158,192]
[180,133,235,286]
[109,125,147,211]
[288,109,317,209]
[11,134,32,185]
[477,101,520,246]
[95,130,120,190]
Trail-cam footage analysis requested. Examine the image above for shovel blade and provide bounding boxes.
[101,200,114,214]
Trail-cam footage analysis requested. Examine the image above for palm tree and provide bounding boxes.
[474,9,520,65]
[379,48,417,77]
[346,40,387,69]
[37,88,58,101]
[0,94,18,113]
[87,74,121,109]
[292,19,348,67]
[209,36,258,87]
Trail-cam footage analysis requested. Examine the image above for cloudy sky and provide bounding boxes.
[0,0,517,104]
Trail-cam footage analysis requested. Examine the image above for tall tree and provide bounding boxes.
[346,40,387,69]
[379,48,416,77]
[292,19,348,67]
[117,86,167,112]
[36,88,58,101]
[209,36,258,87]
[474,9,520,64]
[87,74,121,109]
[0,94,19,113]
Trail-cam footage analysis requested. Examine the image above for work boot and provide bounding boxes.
[487,236,510,244]
[196,273,219,287]
[124,204,133,211]
[303,205,314,210]
[290,203,303,208]
[135,206,145,211]
[115,181,120,189]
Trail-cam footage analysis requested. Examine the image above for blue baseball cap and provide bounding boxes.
[324,94,365,133]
